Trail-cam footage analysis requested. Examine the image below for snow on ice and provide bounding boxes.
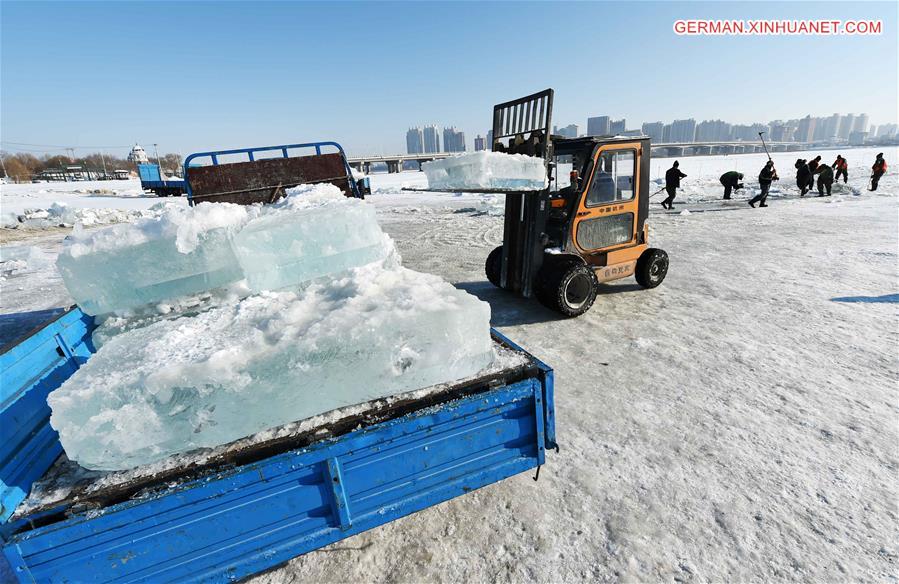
[47,184,494,470]
[422,151,547,191]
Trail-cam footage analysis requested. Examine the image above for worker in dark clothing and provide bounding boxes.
[870,153,887,191]
[806,156,822,193]
[831,155,848,183]
[795,159,811,196]
[816,164,834,196]
[719,171,744,200]
[749,161,778,208]
[662,160,687,210]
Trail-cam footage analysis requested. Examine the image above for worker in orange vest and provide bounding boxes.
[831,155,848,184]
[870,153,887,191]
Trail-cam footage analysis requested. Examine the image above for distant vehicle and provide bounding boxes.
[138,163,186,197]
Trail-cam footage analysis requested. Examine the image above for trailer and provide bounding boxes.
[137,163,186,197]
[0,138,556,580]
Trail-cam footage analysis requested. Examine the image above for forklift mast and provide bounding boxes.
[491,89,554,298]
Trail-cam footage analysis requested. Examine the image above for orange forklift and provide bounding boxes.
[418,88,669,317]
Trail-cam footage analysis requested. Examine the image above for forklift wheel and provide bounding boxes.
[635,248,669,289]
[485,246,503,288]
[536,260,598,317]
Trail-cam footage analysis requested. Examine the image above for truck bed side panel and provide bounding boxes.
[0,309,94,524]
[3,378,548,583]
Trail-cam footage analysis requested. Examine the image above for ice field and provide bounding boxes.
[1,146,897,581]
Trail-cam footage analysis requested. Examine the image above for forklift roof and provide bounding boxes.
[552,135,650,155]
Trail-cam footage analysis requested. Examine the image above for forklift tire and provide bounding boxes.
[635,248,669,289]
[535,259,598,317]
[485,246,503,288]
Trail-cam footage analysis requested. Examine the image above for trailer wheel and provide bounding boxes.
[635,248,669,289]
[535,259,597,317]
[485,246,502,288]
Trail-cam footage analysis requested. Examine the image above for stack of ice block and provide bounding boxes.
[56,203,250,315]
[232,184,394,292]
[55,185,395,315]
[48,263,494,470]
[422,151,547,191]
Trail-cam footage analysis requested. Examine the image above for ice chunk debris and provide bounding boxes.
[233,184,394,292]
[48,263,493,470]
[423,151,547,191]
[55,184,394,315]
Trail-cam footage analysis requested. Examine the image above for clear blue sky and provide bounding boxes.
[2,1,896,157]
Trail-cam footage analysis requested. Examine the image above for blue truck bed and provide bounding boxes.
[0,307,555,582]
[138,163,186,197]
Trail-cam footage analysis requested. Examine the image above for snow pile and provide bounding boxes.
[2,202,168,230]
[423,151,547,191]
[48,183,494,470]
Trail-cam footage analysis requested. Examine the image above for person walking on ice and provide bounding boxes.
[749,160,778,208]
[832,155,848,184]
[662,160,686,210]
[719,171,743,200]
[795,158,811,196]
[816,164,834,196]
[870,153,887,191]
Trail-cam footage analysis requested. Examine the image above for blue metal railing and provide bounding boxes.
[182,141,360,202]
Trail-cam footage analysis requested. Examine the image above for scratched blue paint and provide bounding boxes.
[0,308,555,582]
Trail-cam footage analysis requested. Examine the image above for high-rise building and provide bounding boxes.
[669,119,697,143]
[406,127,424,154]
[553,124,579,138]
[587,116,610,136]
[853,114,869,134]
[837,114,855,140]
[662,123,673,142]
[486,130,494,149]
[876,123,898,138]
[610,119,626,134]
[474,135,487,151]
[730,123,767,141]
[423,125,441,153]
[769,123,789,142]
[848,131,868,146]
[794,115,816,142]
[642,122,664,143]
[818,114,841,140]
[696,119,732,142]
[443,127,466,153]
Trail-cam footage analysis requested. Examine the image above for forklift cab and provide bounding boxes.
[546,136,651,272]
[483,90,668,317]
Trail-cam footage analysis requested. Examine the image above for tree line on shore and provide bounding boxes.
[0,151,183,182]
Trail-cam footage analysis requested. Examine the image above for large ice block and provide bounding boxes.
[56,203,250,315]
[232,184,394,292]
[422,151,547,191]
[48,263,494,470]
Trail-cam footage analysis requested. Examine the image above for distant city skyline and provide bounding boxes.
[403,111,894,155]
